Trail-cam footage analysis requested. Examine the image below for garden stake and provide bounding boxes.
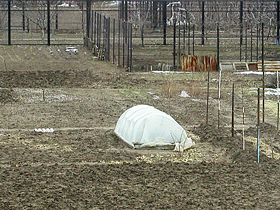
[277,71,280,130]
[232,83,235,137]
[262,22,265,123]
[256,24,259,61]
[242,87,245,150]
[257,125,260,163]
[245,23,247,62]
[188,21,190,55]
[4,59,7,71]
[192,24,195,55]
[42,89,45,102]
[217,23,220,72]
[257,88,260,163]
[218,69,221,129]
[250,26,253,62]
[206,70,210,124]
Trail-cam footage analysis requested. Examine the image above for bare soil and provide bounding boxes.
[1,45,280,209]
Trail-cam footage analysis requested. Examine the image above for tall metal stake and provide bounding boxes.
[257,88,260,163]
[173,20,176,69]
[262,23,265,123]
[277,0,279,45]
[201,1,205,45]
[217,23,220,72]
[218,69,221,128]
[47,0,50,46]
[277,71,279,130]
[8,0,11,45]
[242,87,245,150]
[206,71,210,124]
[232,83,235,137]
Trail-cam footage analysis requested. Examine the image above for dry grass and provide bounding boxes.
[161,73,177,98]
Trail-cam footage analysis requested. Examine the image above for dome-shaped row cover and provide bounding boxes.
[114,105,194,150]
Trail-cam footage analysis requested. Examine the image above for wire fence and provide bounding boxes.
[0,0,279,70]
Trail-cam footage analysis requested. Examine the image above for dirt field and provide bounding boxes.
[1,45,280,209]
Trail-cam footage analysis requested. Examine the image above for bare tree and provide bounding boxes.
[17,0,60,39]
[129,6,151,47]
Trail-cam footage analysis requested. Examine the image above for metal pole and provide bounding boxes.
[262,22,265,123]
[257,125,260,163]
[257,88,260,128]
[118,19,121,66]
[192,25,195,55]
[256,24,259,61]
[250,25,253,62]
[123,22,125,67]
[86,0,91,40]
[277,0,279,45]
[47,0,50,46]
[94,12,96,44]
[130,23,133,71]
[162,1,167,45]
[173,20,176,69]
[8,0,11,45]
[183,21,186,53]
[242,87,245,150]
[56,4,58,30]
[240,1,243,46]
[217,23,220,72]
[124,0,128,22]
[232,83,235,137]
[113,18,115,64]
[188,22,190,55]
[22,0,25,31]
[257,88,260,163]
[108,18,110,61]
[91,11,94,42]
[245,23,247,62]
[127,21,130,68]
[178,20,181,69]
[277,71,279,130]
[27,17,29,33]
[218,69,221,128]
[206,70,210,124]
[201,1,205,45]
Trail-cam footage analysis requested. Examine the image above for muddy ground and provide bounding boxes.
[1,45,280,209]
